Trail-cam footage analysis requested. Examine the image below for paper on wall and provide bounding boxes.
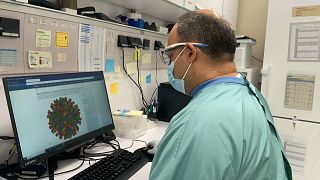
[28,51,52,69]
[36,29,51,47]
[78,24,106,71]
[57,53,67,62]
[142,53,152,64]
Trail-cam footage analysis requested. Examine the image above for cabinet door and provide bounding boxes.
[184,0,196,10]
[194,0,208,9]
[166,0,185,7]
[207,0,238,30]
[222,0,238,30]
[207,0,223,15]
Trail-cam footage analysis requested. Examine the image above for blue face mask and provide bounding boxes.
[168,47,193,94]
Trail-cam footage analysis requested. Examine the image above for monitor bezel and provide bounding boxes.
[2,71,115,167]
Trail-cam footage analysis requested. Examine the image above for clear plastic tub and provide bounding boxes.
[112,115,148,139]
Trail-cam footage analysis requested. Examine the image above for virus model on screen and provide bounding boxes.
[47,97,82,140]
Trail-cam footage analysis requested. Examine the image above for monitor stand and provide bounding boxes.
[46,147,82,180]
[47,157,58,180]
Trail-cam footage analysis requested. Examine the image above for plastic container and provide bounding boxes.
[112,115,148,139]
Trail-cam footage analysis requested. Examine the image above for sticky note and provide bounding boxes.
[140,75,146,84]
[146,74,152,84]
[107,40,115,56]
[134,49,141,61]
[105,59,115,72]
[142,53,152,64]
[128,111,143,116]
[36,29,51,47]
[126,62,137,75]
[56,32,69,48]
[109,82,119,95]
[114,66,121,73]
[57,53,67,62]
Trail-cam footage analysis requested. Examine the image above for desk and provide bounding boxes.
[50,121,168,180]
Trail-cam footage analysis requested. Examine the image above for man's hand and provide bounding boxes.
[146,140,160,155]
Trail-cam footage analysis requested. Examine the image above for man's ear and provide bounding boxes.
[185,43,197,63]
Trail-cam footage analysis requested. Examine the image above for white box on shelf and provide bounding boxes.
[61,8,77,15]
[157,26,168,34]
[234,37,256,68]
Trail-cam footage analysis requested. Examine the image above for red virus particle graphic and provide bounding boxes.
[47,97,81,140]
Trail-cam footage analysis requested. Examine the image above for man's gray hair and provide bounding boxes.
[177,11,236,62]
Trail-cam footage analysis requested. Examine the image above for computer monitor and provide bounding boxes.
[2,71,114,167]
[157,82,192,122]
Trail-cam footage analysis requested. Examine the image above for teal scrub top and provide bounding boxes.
[149,76,292,180]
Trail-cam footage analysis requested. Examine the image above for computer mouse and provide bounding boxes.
[134,147,154,162]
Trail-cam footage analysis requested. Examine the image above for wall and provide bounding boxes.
[236,0,269,67]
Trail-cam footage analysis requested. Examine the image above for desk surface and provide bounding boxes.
[50,121,168,180]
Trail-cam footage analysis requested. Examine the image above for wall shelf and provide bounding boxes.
[99,0,190,23]
[0,0,168,35]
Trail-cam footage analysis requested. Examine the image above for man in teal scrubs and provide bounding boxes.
[147,10,292,180]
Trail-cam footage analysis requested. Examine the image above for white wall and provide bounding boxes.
[236,0,269,67]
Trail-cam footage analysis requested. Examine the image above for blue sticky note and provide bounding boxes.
[105,59,115,72]
[146,74,152,84]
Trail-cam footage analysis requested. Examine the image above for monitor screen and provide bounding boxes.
[2,71,114,166]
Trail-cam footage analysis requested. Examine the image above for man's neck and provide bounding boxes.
[186,62,237,95]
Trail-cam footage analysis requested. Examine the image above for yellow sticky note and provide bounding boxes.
[134,49,141,61]
[126,62,137,75]
[36,29,51,47]
[139,75,146,84]
[128,110,143,116]
[56,32,69,48]
[114,66,121,73]
[109,82,119,95]
[142,53,152,64]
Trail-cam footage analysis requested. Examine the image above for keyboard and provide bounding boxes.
[68,148,150,180]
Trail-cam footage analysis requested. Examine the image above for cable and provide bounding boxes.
[108,140,120,149]
[2,143,16,166]
[0,136,14,140]
[82,139,120,157]
[121,48,148,108]
[135,47,149,108]
[6,138,119,179]
[251,56,263,63]
[147,50,162,105]
[15,153,86,179]
[123,140,147,150]
[155,50,160,87]
[149,87,158,105]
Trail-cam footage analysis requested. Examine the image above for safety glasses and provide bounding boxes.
[160,43,209,65]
